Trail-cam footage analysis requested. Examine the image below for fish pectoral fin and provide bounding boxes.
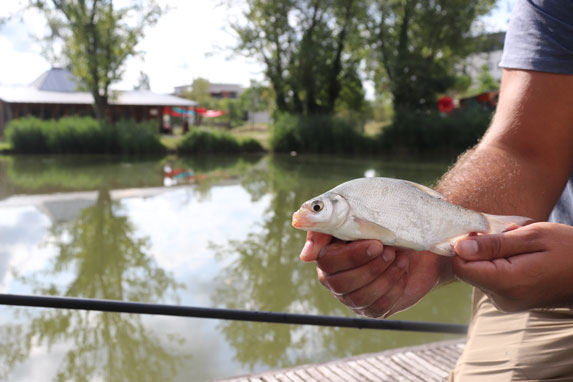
[428,241,455,256]
[352,217,397,243]
[406,181,445,200]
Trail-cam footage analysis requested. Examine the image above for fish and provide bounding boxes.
[291,177,531,256]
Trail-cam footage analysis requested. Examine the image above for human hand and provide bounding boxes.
[300,231,452,318]
[453,222,573,312]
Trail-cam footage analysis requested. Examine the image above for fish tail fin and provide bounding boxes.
[482,213,532,234]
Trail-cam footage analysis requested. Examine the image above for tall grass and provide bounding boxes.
[270,113,371,154]
[270,108,493,155]
[177,128,265,154]
[5,117,165,155]
[378,107,493,154]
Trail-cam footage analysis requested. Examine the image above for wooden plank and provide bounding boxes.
[261,374,281,382]
[292,369,319,382]
[315,365,347,382]
[283,371,305,382]
[366,357,421,382]
[346,360,382,381]
[215,339,466,382]
[301,366,330,382]
[393,352,443,381]
[326,363,362,382]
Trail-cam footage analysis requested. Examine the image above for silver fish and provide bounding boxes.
[292,177,531,256]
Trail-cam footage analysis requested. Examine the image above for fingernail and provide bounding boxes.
[382,248,395,263]
[396,255,408,270]
[458,240,478,256]
[367,242,383,257]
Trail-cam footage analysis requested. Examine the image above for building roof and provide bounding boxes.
[209,83,243,94]
[30,67,82,92]
[0,68,197,106]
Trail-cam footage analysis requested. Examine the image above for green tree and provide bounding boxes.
[181,78,212,125]
[238,80,273,125]
[134,70,151,90]
[32,0,163,121]
[232,0,368,116]
[369,0,496,111]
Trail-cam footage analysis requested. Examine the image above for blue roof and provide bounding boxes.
[30,68,82,92]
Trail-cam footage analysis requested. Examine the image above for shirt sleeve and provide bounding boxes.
[500,0,573,75]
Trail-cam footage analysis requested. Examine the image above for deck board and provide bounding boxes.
[215,339,465,382]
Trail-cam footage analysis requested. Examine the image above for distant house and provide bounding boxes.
[0,68,196,135]
[173,83,244,99]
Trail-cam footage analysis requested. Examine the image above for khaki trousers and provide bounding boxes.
[450,290,573,381]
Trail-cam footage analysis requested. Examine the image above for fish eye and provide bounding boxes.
[311,200,324,212]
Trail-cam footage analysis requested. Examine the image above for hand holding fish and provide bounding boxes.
[300,231,453,318]
[453,222,573,312]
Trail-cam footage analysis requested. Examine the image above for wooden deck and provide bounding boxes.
[216,339,465,382]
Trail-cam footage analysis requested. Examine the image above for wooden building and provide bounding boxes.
[0,68,196,136]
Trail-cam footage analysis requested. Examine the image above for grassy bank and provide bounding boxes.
[5,117,164,155]
[177,127,264,154]
[4,107,491,157]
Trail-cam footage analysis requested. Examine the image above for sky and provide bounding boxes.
[0,0,515,95]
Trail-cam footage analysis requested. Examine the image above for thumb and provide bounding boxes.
[299,231,333,262]
[454,225,542,261]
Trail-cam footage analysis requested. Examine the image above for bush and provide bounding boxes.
[270,113,372,154]
[177,127,264,154]
[239,138,265,153]
[5,117,165,155]
[106,119,165,156]
[378,106,493,154]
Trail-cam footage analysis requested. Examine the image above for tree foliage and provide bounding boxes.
[232,0,497,116]
[32,0,163,121]
[232,0,368,116]
[368,0,496,110]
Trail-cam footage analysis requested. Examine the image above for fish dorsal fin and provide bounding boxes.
[406,181,445,200]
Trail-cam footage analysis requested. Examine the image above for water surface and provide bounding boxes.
[0,154,471,382]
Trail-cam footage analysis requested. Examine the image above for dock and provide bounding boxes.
[216,338,464,382]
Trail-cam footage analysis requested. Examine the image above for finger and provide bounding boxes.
[454,225,543,261]
[338,256,407,309]
[320,248,396,295]
[299,231,333,262]
[376,273,408,318]
[452,255,512,291]
[317,240,385,274]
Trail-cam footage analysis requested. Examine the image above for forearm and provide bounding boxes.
[437,144,565,221]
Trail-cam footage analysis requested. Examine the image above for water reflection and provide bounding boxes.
[0,154,471,381]
[1,187,188,381]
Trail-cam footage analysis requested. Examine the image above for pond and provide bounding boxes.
[0,154,471,382]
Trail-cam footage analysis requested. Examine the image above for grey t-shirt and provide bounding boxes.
[500,0,573,224]
[500,0,573,75]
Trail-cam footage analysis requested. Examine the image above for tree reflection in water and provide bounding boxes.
[1,188,187,382]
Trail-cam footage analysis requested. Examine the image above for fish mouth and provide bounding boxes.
[292,209,314,229]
